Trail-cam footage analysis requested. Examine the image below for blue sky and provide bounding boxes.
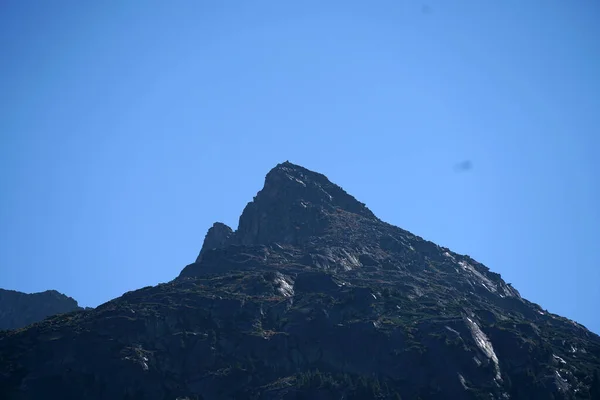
[1,1,598,333]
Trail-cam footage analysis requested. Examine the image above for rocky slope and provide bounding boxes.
[1,161,599,400]
[0,288,81,330]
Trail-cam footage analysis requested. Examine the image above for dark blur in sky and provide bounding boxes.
[1,1,599,332]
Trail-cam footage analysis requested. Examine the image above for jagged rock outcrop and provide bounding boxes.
[0,289,81,330]
[196,222,234,262]
[233,161,375,246]
[1,161,599,400]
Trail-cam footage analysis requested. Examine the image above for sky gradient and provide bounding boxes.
[1,1,599,333]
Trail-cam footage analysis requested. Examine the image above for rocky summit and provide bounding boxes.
[1,161,599,400]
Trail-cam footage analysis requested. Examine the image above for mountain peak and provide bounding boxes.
[234,161,375,246]
[4,162,600,400]
[263,162,375,218]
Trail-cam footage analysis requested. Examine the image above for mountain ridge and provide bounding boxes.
[1,161,599,400]
[0,288,81,331]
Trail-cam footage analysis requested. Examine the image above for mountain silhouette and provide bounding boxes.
[1,162,598,400]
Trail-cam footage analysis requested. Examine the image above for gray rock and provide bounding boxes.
[0,288,81,330]
[196,222,234,262]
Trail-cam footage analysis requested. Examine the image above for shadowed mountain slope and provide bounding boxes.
[0,288,81,331]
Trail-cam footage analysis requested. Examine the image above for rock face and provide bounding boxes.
[233,161,375,246]
[0,289,81,330]
[196,222,234,262]
[1,161,599,400]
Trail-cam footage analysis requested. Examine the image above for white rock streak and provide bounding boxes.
[466,317,502,382]
[274,275,294,297]
[459,261,498,294]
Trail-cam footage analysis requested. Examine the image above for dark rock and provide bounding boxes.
[1,161,599,400]
[196,222,234,262]
[294,271,340,293]
[234,162,375,246]
[0,288,81,330]
[358,253,379,266]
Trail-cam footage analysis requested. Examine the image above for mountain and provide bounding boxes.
[1,161,599,400]
[0,288,81,331]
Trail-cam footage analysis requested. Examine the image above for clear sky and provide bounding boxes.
[1,1,598,333]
